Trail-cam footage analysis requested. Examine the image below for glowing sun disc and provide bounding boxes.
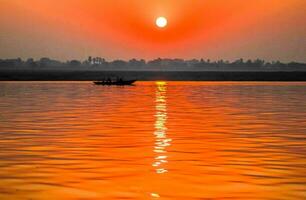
[156,17,168,28]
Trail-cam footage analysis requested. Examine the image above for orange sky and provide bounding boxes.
[0,0,305,61]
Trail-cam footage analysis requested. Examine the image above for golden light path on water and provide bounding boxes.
[151,82,171,198]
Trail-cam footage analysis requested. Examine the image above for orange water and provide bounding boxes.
[0,82,305,200]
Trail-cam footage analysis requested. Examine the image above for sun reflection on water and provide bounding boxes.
[153,82,171,175]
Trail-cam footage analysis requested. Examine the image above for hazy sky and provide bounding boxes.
[0,0,305,62]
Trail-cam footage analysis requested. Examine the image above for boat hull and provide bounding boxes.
[94,80,136,86]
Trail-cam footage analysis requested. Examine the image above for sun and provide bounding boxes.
[156,17,168,28]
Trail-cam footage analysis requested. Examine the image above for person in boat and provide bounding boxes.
[115,77,123,83]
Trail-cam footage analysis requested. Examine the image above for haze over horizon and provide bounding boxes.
[0,0,305,62]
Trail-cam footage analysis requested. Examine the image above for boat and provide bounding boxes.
[93,79,137,86]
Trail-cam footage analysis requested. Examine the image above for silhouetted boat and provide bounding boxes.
[93,79,137,86]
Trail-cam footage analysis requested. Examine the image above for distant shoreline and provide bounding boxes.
[1,70,306,81]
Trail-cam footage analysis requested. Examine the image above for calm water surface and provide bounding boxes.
[0,81,305,200]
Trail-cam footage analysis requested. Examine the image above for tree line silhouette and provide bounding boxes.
[0,57,305,71]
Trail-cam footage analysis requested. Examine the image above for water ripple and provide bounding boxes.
[0,81,305,199]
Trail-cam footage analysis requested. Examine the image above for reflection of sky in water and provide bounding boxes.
[0,82,305,200]
[153,82,171,175]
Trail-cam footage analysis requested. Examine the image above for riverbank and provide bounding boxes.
[1,70,306,81]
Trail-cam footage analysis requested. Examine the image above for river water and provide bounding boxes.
[0,81,305,200]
